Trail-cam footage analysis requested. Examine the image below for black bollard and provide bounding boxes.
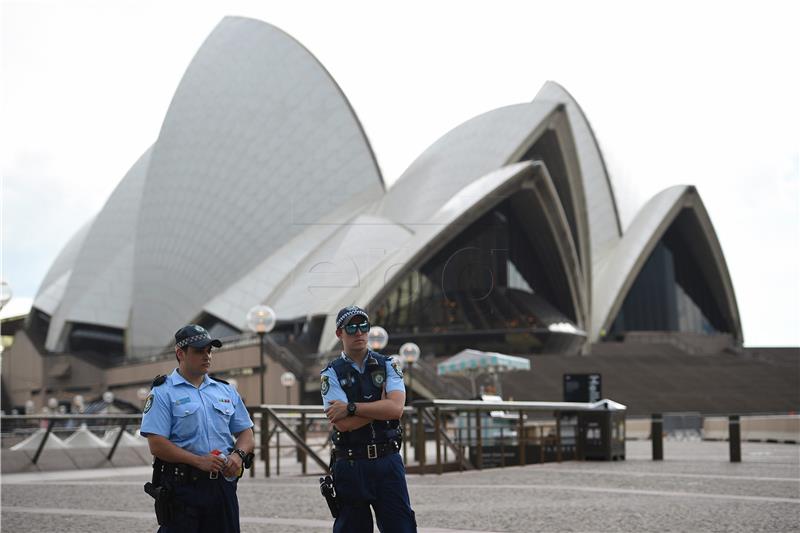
[651,413,663,461]
[729,415,741,463]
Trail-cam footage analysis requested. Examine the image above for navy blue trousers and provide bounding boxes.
[157,476,240,533]
[333,452,416,533]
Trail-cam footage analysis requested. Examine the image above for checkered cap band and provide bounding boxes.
[176,333,211,349]
[335,306,369,329]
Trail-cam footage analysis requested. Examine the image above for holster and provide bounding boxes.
[144,482,174,525]
[144,459,174,526]
[319,475,338,518]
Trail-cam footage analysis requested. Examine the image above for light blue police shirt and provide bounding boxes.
[141,368,253,456]
[321,351,405,410]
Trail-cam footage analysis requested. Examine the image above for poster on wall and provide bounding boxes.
[563,373,602,403]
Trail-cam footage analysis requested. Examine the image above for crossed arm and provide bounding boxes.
[325,390,405,432]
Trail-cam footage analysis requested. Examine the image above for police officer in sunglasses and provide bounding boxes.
[320,306,417,533]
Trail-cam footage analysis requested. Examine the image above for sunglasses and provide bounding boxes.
[343,321,370,335]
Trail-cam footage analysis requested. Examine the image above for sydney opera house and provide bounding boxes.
[3,17,796,415]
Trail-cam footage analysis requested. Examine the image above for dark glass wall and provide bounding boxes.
[372,199,583,355]
[609,214,729,337]
[519,129,580,259]
[67,323,125,356]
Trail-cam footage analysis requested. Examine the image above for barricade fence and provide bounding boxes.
[246,398,627,476]
[624,413,799,443]
[4,405,793,474]
[0,413,144,464]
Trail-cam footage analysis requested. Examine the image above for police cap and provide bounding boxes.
[174,324,222,350]
[335,305,369,329]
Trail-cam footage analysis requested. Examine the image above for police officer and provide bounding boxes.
[321,306,417,533]
[141,325,255,533]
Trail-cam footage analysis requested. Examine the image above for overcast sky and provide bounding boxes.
[2,0,798,346]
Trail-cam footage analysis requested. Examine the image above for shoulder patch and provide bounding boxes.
[151,374,167,388]
[321,375,330,396]
[143,394,154,414]
[391,361,403,377]
[209,375,229,385]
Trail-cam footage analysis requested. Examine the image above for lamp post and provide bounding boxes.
[399,342,420,403]
[367,326,389,352]
[280,372,296,405]
[0,280,11,368]
[0,281,12,311]
[247,305,276,405]
[72,395,84,414]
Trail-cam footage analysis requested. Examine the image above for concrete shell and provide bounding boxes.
[535,81,622,260]
[592,185,742,343]
[206,99,594,351]
[30,17,741,358]
[32,16,383,354]
[375,101,591,331]
[129,16,383,352]
[43,148,151,351]
[32,218,93,316]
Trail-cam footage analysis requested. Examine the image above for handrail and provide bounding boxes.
[2,398,629,476]
[410,399,627,412]
[2,414,143,421]
[420,407,472,471]
[250,405,325,414]
[261,406,329,473]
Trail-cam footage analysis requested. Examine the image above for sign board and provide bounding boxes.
[563,373,602,403]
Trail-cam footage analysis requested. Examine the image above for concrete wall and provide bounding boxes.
[42,353,106,399]
[105,344,301,408]
[2,331,44,409]
[2,336,303,413]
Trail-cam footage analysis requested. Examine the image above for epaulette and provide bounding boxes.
[151,374,167,388]
[209,375,229,385]
[327,358,347,372]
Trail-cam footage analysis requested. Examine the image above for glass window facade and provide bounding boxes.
[371,199,583,355]
[609,211,729,337]
[67,323,125,357]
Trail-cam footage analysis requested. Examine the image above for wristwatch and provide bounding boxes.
[347,402,357,416]
[233,448,254,468]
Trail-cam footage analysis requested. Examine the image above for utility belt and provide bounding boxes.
[333,439,401,461]
[154,458,227,483]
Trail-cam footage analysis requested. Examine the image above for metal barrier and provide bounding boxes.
[2,399,629,475]
[247,405,330,477]
[408,398,627,475]
[650,413,744,462]
[0,413,143,464]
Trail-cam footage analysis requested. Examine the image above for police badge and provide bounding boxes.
[371,370,386,388]
[143,394,154,414]
[321,375,330,395]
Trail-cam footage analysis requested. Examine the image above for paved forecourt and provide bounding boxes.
[2,441,798,532]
